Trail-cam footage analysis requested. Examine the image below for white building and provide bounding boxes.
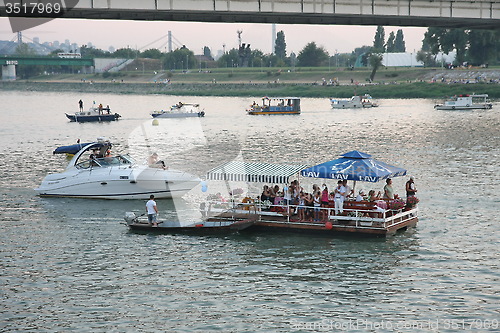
[382,52,423,67]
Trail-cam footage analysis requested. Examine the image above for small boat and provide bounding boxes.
[35,138,201,199]
[124,211,256,234]
[330,94,378,109]
[151,103,205,118]
[434,94,492,110]
[246,97,301,115]
[66,106,121,122]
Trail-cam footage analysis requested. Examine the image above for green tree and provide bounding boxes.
[297,42,329,67]
[48,49,64,57]
[203,46,213,60]
[216,48,239,68]
[416,50,438,67]
[140,48,163,59]
[275,30,286,60]
[394,29,406,52]
[467,30,498,65]
[369,53,383,81]
[15,43,44,78]
[373,26,386,52]
[163,47,196,71]
[386,32,395,52]
[112,47,138,59]
[422,28,468,66]
[80,45,110,58]
[249,49,264,68]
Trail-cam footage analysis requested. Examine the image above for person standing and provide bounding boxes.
[342,180,353,198]
[146,195,159,227]
[406,176,417,197]
[383,178,395,199]
[313,191,321,222]
[334,180,346,215]
[78,99,83,111]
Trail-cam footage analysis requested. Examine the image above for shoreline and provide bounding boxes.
[1,80,499,99]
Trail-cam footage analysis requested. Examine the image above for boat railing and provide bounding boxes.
[204,199,418,229]
[75,155,132,169]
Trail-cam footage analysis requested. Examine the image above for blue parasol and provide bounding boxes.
[300,150,406,183]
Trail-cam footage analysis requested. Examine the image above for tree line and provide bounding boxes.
[11,26,500,79]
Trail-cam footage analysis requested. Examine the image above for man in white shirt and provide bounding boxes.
[146,195,159,227]
[334,180,346,215]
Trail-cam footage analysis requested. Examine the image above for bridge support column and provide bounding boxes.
[2,64,16,81]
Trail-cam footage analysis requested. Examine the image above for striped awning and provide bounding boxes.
[207,161,308,184]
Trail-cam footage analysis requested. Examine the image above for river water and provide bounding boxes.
[0,91,499,332]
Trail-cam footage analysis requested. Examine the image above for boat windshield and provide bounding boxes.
[75,154,134,169]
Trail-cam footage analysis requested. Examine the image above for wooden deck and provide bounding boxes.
[204,202,419,237]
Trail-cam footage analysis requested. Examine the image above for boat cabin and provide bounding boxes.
[247,97,301,115]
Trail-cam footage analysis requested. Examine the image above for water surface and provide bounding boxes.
[0,91,499,332]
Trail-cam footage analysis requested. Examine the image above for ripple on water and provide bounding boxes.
[0,93,499,331]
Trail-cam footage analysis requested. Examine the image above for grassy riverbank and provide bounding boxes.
[2,66,500,99]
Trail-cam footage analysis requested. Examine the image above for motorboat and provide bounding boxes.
[66,105,121,122]
[330,94,378,109]
[246,97,301,115]
[35,139,201,199]
[151,102,205,118]
[434,94,492,110]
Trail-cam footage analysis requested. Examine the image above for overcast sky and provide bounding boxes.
[0,18,427,56]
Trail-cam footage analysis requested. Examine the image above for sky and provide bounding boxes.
[0,17,427,56]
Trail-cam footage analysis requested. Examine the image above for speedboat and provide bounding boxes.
[66,106,121,122]
[330,94,378,109]
[35,139,201,199]
[151,103,205,118]
[246,97,301,115]
[434,94,492,110]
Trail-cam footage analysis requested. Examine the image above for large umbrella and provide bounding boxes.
[300,150,407,183]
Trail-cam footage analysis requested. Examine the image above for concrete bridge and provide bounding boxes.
[0,56,93,80]
[0,0,499,29]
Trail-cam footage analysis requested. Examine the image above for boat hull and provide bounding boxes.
[247,111,300,115]
[434,104,492,110]
[204,207,419,237]
[128,220,254,234]
[66,113,121,122]
[151,112,204,118]
[35,167,200,199]
[331,103,373,109]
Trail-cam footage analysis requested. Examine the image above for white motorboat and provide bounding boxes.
[151,102,205,118]
[434,94,492,110]
[35,139,201,199]
[330,94,378,109]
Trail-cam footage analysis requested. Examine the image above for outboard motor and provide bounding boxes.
[124,212,138,225]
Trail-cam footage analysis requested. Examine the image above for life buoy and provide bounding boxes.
[452,106,455,110]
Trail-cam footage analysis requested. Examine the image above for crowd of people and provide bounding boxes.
[258,177,417,222]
